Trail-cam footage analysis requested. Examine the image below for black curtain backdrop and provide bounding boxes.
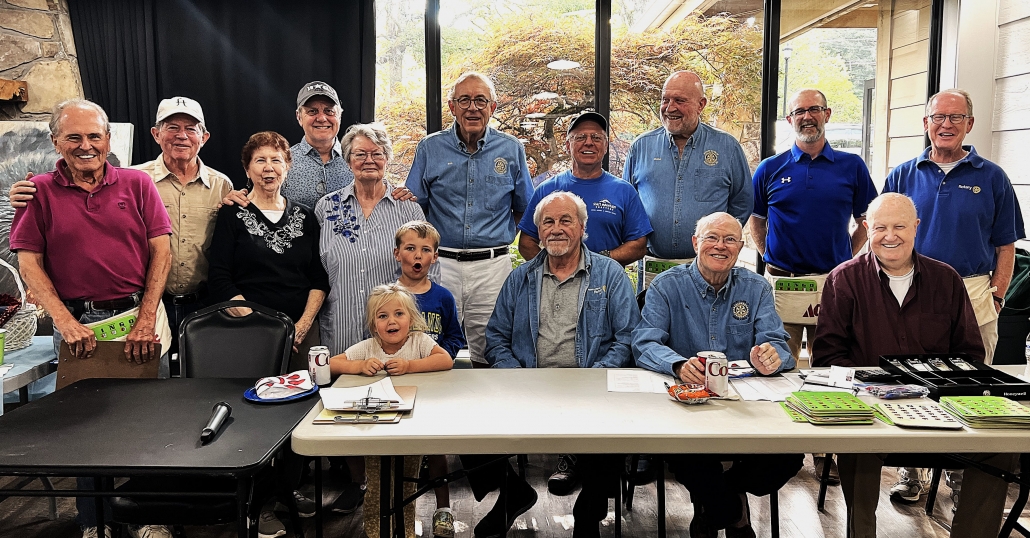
[68,0,375,187]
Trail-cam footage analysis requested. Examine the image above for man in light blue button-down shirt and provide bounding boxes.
[405,72,532,364]
[623,71,753,289]
[633,212,800,538]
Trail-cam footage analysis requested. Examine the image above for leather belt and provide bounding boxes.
[438,247,507,262]
[64,292,142,315]
[164,291,201,305]
[766,264,815,278]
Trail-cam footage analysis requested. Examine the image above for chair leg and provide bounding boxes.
[517,454,528,481]
[39,477,57,520]
[625,454,638,512]
[925,467,943,516]
[817,453,833,512]
[770,491,779,538]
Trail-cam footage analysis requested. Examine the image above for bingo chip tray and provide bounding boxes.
[880,354,1030,401]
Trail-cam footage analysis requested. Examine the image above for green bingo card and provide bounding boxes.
[939,396,1030,429]
[784,392,875,425]
[775,279,818,292]
[88,311,137,341]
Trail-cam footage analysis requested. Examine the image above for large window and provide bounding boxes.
[375,0,427,184]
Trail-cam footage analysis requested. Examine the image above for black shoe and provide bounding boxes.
[628,455,657,486]
[330,482,366,514]
[688,504,717,538]
[473,477,538,538]
[724,494,756,538]
[547,454,579,496]
[813,456,840,485]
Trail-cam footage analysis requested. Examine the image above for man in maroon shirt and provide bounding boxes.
[813,193,1012,538]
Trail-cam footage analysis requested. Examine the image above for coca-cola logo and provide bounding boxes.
[706,362,727,376]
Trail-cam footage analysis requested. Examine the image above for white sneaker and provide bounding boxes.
[128,525,174,538]
[889,472,928,505]
[258,510,286,538]
[433,507,455,538]
[81,526,112,538]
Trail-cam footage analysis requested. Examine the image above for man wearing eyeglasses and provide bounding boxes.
[749,89,875,368]
[517,112,652,268]
[884,89,1023,367]
[881,89,1025,506]
[279,81,355,209]
[406,72,533,366]
[623,71,753,289]
[634,212,799,538]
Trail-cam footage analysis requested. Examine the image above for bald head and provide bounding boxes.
[865,193,920,274]
[661,71,707,138]
[694,211,742,237]
[663,71,704,95]
[866,193,918,227]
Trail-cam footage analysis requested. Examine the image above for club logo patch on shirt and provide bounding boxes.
[704,150,719,166]
[973,186,981,194]
[732,300,749,320]
[959,184,981,194]
[592,199,618,215]
[494,158,507,175]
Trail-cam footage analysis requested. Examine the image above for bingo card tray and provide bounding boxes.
[880,354,1030,401]
[874,402,963,429]
[784,392,875,425]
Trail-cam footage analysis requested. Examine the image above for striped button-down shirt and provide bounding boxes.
[283,139,355,210]
[315,182,437,354]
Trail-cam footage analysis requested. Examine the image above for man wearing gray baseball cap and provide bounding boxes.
[280,80,354,209]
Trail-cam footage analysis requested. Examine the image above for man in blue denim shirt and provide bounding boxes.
[406,72,533,365]
[460,192,632,538]
[634,212,800,538]
[623,71,753,288]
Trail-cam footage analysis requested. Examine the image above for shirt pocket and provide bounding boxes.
[483,174,514,211]
[693,170,732,203]
[585,295,611,338]
[725,321,752,336]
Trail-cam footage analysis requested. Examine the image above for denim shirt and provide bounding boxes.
[633,263,793,376]
[283,139,355,210]
[405,123,532,249]
[623,123,753,259]
[485,248,639,368]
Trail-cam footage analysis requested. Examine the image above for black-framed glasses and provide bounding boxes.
[452,96,492,110]
[788,106,828,118]
[927,113,969,125]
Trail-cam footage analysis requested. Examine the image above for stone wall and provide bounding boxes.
[0,0,84,121]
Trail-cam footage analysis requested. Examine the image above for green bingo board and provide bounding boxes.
[939,396,1030,429]
[645,260,680,275]
[88,311,137,341]
[874,402,963,430]
[775,279,818,292]
[783,392,875,425]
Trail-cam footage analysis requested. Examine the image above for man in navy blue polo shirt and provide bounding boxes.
[406,72,533,366]
[623,71,753,288]
[749,88,875,365]
[883,88,1025,505]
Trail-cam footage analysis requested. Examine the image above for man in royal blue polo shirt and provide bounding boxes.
[406,72,533,366]
[518,111,652,267]
[623,71,753,288]
[883,88,1025,505]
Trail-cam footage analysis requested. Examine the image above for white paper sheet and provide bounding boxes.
[607,370,671,393]
[729,375,799,401]
[319,378,404,410]
[0,365,11,378]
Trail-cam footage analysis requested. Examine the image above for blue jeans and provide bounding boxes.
[56,307,169,528]
[161,295,205,359]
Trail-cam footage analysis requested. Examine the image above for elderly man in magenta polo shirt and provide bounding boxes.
[406,72,533,366]
[10,99,172,538]
[634,212,800,538]
[882,88,1025,505]
[459,191,636,538]
[812,193,1013,538]
[623,71,753,288]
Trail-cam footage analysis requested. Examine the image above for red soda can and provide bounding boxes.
[308,346,331,386]
[697,351,728,396]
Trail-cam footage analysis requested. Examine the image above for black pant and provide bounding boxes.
[667,453,803,529]
[459,454,622,523]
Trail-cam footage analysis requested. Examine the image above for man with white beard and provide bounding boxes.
[459,191,637,538]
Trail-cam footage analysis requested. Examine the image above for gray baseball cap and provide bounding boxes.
[296,81,341,108]
[567,111,608,134]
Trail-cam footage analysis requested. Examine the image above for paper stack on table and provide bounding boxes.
[782,391,875,425]
[939,396,1030,429]
[0,364,11,378]
[319,378,405,410]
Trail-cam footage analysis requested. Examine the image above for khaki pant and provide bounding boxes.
[641,255,694,290]
[963,275,1000,364]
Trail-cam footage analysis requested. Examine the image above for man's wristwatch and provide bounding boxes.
[993,294,1006,309]
[599,250,611,257]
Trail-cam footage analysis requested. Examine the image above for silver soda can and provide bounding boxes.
[698,351,728,397]
[308,346,331,386]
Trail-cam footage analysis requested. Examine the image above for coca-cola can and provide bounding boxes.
[697,351,728,397]
[308,346,331,386]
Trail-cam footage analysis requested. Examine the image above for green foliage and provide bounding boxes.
[780,32,866,123]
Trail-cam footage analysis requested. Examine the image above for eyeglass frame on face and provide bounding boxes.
[570,133,607,144]
[302,105,339,117]
[699,234,742,247]
[451,96,492,110]
[926,113,970,125]
[788,106,828,118]
[352,151,387,162]
[160,123,203,137]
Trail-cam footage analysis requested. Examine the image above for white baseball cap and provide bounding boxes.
[155,96,205,125]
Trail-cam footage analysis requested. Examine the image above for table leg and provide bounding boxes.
[237,476,251,538]
[315,457,323,538]
[1000,454,1030,538]
[93,476,106,536]
[614,467,622,538]
[19,386,28,405]
[40,477,57,520]
[381,456,391,538]
[656,456,665,538]
[394,456,405,538]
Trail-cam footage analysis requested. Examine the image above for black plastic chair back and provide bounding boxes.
[179,300,295,379]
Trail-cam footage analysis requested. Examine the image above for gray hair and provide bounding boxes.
[693,212,741,237]
[788,88,828,110]
[926,88,973,117]
[866,193,918,224]
[153,119,208,135]
[447,72,498,102]
[533,191,589,231]
[340,122,393,163]
[49,99,110,138]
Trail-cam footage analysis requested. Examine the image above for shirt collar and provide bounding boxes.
[687,262,733,299]
[870,250,923,282]
[542,247,588,278]
[152,153,214,188]
[790,141,835,163]
[662,125,699,150]
[297,137,343,160]
[53,159,116,188]
[449,122,491,153]
[916,144,983,169]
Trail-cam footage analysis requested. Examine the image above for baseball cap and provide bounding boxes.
[567,111,608,134]
[296,81,341,109]
[155,96,205,125]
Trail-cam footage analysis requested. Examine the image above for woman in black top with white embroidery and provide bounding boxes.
[207,131,330,370]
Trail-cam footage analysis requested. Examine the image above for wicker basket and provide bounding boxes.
[0,258,37,351]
